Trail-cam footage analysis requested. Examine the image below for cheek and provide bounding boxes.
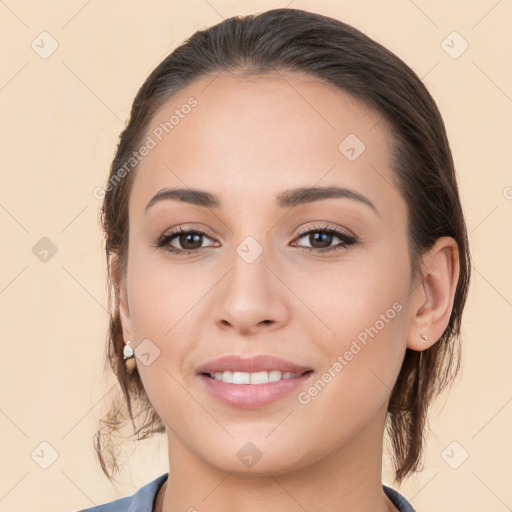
[298,246,410,399]
[295,279,407,450]
[126,243,198,338]
[292,244,409,344]
[125,259,197,426]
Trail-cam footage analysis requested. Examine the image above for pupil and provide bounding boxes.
[181,233,201,249]
[311,232,331,248]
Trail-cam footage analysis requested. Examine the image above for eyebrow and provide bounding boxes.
[145,185,379,217]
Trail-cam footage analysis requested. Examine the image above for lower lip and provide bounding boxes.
[198,372,314,409]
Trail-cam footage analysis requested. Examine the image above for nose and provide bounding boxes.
[213,241,290,336]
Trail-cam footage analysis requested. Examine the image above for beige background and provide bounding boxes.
[1,0,511,510]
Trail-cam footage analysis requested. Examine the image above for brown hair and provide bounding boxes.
[94,7,471,484]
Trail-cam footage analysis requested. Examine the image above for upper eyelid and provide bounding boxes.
[163,223,350,237]
[295,224,353,237]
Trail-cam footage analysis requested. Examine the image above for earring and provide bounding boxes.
[123,340,136,373]
[420,333,429,342]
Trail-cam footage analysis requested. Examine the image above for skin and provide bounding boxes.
[114,71,460,512]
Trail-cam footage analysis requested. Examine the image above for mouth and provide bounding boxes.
[195,354,315,409]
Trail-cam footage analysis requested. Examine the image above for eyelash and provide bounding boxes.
[154,224,357,256]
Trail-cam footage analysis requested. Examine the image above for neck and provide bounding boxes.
[161,405,398,512]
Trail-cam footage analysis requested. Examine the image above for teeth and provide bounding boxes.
[209,370,300,384]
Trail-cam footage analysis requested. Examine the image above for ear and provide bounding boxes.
[110,254,134,343]
[406,236,460,351]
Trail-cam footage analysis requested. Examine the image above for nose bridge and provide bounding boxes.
[229,209,274,275]
[230,230,273,303]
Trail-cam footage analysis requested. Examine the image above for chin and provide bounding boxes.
[200,436,314,477]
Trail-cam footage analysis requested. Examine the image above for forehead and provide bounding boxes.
[130,71,398,216]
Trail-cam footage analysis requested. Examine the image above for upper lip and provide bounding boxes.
[196,355,312,375]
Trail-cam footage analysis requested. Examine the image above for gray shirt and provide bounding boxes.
[77,473,416,511]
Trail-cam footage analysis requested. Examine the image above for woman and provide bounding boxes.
[80,7,470,512]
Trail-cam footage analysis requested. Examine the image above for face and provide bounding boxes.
[118,71,418,475]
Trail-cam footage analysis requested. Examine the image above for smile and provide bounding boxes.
[198,370,314,409]
[206,370,303,384]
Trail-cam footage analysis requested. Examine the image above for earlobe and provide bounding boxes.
[406,237,460,352]
[118,291,133,341]
[109,255,134,342]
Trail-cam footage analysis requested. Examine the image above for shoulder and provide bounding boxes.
[75,473,169,512]
[75,476,411,512]
[383,485,416,512]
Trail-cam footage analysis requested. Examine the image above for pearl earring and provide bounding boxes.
[123,340,136,373]
[420,333,429,342]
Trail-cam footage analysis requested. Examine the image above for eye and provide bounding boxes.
[154,227,218,254]
[292,224,357,253]
[154,224,358,255]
